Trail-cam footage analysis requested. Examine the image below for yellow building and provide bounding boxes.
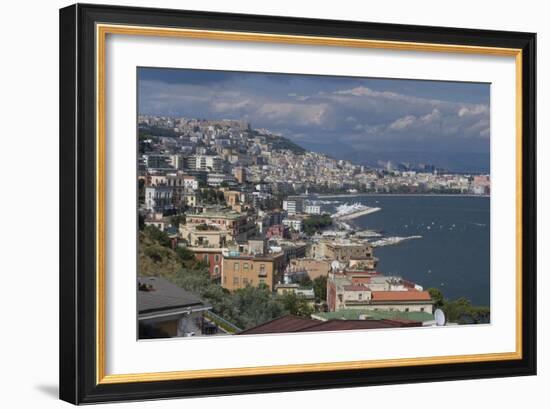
[222,252,285,291]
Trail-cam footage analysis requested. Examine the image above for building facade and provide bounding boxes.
[221,252,285,291]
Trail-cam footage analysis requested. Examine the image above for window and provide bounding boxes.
[358,293,363,300]
[420,307,425,312]
[259,264,266,274]
[234,262,240,271]
[242,278,249,285]
[243,263,249,271]
[214,266,219,276]
[214,254,220,263]
[233,277,239,285]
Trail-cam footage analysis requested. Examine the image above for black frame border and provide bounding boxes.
[59,3,536,404]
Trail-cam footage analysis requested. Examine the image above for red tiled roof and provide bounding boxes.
[238,315,321,335]
[371,291,432,302]
[238,315,421,335]
[304,319,419,331]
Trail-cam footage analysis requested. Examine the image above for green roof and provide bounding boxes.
[313,309,434,322]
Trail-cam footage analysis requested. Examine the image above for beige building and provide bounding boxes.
[369,291,434,314]
[233,167,246,184]
[221,252,285,291]
[223,190,245,211]
[148,172,198,190]
[171,189,197,208]
[186,210,256,242]
[144,212,166,231]
[179,224,231,248]
[287,258,331,280]
[310,240,375,263]
[327,270,432,313]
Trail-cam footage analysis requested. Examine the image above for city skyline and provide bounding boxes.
[138,67,490,172]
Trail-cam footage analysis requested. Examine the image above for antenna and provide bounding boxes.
[434,309,446,326]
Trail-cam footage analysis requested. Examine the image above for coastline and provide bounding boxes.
[314,193,490,199]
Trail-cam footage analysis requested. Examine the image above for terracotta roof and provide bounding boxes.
[239,315,421,335]
[304,319,420,331]
[238,315,321,335]
[371,290,432,302]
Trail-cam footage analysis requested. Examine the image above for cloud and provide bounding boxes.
[138,74,490,162]
[389,115,417,130]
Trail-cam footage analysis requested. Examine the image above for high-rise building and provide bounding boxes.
[187,155,223,172]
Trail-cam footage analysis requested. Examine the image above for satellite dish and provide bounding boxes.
[434,309,446,326]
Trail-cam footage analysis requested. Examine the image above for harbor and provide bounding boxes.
[331,203,381,221]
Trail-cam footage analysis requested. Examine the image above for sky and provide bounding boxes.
[138,67,491,172]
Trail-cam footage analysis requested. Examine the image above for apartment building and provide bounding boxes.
[221,251,285,291]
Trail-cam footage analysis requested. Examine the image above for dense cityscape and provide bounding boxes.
[138,115,491,338]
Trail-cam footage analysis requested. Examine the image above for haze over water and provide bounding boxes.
[328,195,490,306]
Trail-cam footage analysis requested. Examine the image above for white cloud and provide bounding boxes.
[139,77,490,154]
[389,115,417,130]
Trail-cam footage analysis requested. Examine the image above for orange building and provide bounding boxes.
[222,252,285,291]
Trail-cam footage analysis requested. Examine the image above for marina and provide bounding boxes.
[331,203,381,220]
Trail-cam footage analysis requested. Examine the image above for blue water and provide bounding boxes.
[325,195,490,306]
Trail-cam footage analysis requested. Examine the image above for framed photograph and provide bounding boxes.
[59,3,536,404]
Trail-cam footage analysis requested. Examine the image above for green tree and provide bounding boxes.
[173,267,211,294]
[443,297,490,324]
[279,292,314,318]
[227,285,286,329]
[312,275,328,303]
[303,214,333,235]
[175,246,194,263]
[295,275,312,288]
[170,214,186,228]
[427,287,445,309]
[144,225,171,247]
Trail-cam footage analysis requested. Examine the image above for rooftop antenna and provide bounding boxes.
[434,309,446,326]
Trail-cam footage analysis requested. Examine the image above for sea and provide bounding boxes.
[322,195,490,306]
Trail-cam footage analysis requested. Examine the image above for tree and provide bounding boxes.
[170,214,186,228]
[295,275,312,288]
[427,287,445,309]
[226,285,286,329]
[143,225,171,247]
[173,267,211,294]
[175,246,194,263]
[312,275,328,303]
[279,292,314,318]
[443,297,490,324]
[303,214,333,235]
